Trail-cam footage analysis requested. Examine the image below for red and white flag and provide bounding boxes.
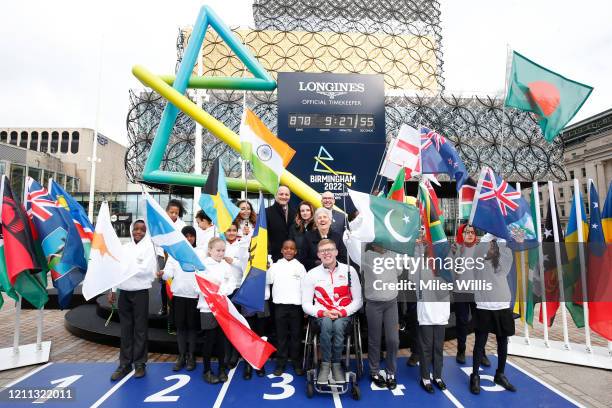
[195,273,276,370]
[380,124,421,180]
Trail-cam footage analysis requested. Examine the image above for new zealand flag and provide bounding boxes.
[420,126,469,191]
[26,178,86,308]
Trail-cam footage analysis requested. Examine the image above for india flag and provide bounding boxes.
[240,109,295,193]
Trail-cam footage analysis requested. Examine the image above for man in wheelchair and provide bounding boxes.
[301,239,362,385]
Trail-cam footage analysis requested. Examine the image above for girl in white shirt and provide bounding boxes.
[196,237,236,384]
[195,210,217,251]
[159,226,200,372]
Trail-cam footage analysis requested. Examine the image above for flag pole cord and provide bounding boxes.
[548,181,571,349]
[533,181,549,346]
[371,141,390,194]
[580,179,592,352]
[516,182,530,344]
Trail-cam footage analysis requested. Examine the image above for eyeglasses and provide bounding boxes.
[317,248,336,254]
[464,230,476,235]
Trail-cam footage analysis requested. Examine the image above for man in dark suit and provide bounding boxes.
[321,191,346,236]
[266,185,296,262]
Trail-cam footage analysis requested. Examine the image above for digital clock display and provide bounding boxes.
[288,113,375,129]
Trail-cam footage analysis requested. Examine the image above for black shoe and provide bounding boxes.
[434,378,447,391]
[370,373,387,388]
[134,364,146,378]
[203,371,219,384]
[227,359,238,370]
[481,354,491,367]
[157,306,167,316]
[173,355,185,371]
[494,372,516,392]
[406,353,419,367]
[110,365,131,381]
[256,366,265,377]
[293,363,304,376]
[386,374,397,390]
[420,379,434,394]
[456,347,466,364]
[470,373,480,395]
[273,365,284,376]
[185,353,196,371]
[218,371,228,382]
[243,364,252,380]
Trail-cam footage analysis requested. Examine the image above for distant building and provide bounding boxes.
[0,127,128,197]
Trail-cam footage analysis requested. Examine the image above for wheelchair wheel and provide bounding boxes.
[306,382,314,398]
[353,318,364,379]
[351,383,361,400]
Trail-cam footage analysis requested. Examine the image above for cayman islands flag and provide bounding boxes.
[240,109,295,194]
[469,167,536,247]
[26,177,86,308]
[348,189,420,255]
[232,191,268,312]
[144,191,204,272]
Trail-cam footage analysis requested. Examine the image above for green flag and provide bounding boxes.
[348,189,420,254]
[504,51,593,142]
[0,236,19,309]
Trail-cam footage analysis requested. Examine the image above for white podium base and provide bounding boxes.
[508,337,612,370]
[0,342,51,372]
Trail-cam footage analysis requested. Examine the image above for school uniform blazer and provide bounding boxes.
[266,201,296,262]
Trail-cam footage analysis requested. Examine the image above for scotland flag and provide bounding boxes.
[143,192,205,272]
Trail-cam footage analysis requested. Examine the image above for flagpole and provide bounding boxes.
[193,46,204,220]
[500,44,512,175]
[580,179,592,353]
[372,141,390,194]
[533,181,549,346]
[241,92,248,201]
[516,182,530,344]
[548,181,571,349]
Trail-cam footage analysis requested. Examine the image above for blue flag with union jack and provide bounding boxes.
[420,126,469,191]
[26,178,86,308]
[469,167,537,247]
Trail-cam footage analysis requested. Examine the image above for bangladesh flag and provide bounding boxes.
[505,51,593,142]
[348,189,420,254]
[387,167,405,202]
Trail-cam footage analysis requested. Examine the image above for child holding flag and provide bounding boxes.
[158,226,201,372]
[196,237,237,384]
[108,219,159,381]
[268,239,307,376]
[195,210,217,251]
[159,200,187,316]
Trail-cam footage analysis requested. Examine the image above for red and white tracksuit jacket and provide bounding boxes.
[301,262,362,318]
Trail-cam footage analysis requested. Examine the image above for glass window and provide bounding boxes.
[0,131,7,143]
[19,131,28,149]
[75,178,80,192]
[29,131,38,151]
[560,205,565,217]
[71,131,79,153]
[10,164,26,202]
[60,131,69,153]
[0,162,6,176]
[27,167,41,184]
[559,187,564,198]
[569,170,575,179]
[581,168,586,178]
[40,131,49,152]
[50,131,59,153]
[9,131,18,145]
[57,173,66,188]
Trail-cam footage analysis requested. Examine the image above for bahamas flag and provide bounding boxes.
[199,158,240,233]
[232,191,267,312]
[602,181,612,243]
[564,187,588,327]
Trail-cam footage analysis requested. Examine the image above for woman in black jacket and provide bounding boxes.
[299,207,347,271]
[288,201,315,253]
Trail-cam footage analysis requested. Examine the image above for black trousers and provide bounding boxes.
[405,302,420,356]
[173,296,199,355]
[455,301,477,350]
[118,289,149,367]
[202,326,226,373]
[472,330,507,374]
[274,304,303,365]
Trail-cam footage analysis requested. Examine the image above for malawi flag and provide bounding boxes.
[0,176,48,309]
[458,177,477,220]
[240,108,295,194]
[199,158,240,233]
[586,181,612,340]
[196,273,276,370]
[504,51,593,142]
[232,191,268,312]
[387,167,405,202]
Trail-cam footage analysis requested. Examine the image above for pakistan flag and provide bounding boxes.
[348,189,420,254]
